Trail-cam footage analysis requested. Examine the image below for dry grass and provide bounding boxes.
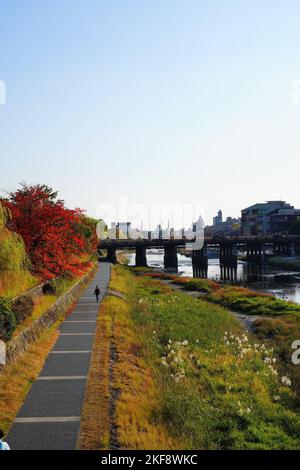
[0,326,59,433]
[78,266,180,450]
[108,267,181,450]
[0,270,38,298]
[77,301,112,450]
[10,264,96,338]
[112,295,180,449]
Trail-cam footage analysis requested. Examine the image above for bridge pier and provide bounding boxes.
[220,243,237,266]
[192,246,208,266]
[260,243,266,263]
[164,245,178,269]
[220,264,238,282]
[135,246,147,267]
[193,264,208,278]
[247,243,265,263]
[273,242,285,256]
[106,247,117,264]
[273,241,298,257]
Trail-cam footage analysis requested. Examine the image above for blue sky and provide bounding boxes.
[1,0,300,227]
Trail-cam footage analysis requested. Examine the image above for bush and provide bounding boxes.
[0,298,16,341]
[11,295,34,323]
[172,276,219,293]
[42,282,56,295]
[45,274,75,296]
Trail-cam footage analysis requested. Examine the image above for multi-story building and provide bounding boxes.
[270,209,300,234]
[213,210,223,227]
[241,201,294,236]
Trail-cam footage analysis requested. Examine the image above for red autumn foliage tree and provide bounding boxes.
[4,183,91,280]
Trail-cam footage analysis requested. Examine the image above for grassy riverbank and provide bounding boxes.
[139,271,300,408]
[138,271,300,317]
[92,265,300,450]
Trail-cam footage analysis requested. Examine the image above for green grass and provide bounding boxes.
[140,272,219,293]
[113,266,300,450]
[171,276,219,293]
[207,286,300,317]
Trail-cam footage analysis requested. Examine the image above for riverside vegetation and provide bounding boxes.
[0,185,98,433]
[0,185,98,342]
[83,265,300,450]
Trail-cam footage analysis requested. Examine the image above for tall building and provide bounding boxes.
[241,201,294,236]
[213,210,223,227]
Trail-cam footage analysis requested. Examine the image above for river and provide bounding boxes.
[127,248,300,304]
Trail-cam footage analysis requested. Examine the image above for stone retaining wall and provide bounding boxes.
[11,283,44,304]
[1,264,97,370]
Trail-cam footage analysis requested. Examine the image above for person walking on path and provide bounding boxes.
[0,430,10,450]
[94,285,101,303]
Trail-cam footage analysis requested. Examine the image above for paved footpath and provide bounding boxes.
[8,262,111,450]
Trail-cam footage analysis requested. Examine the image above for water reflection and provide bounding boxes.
[127,249,300,304]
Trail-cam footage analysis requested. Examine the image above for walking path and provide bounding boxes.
[8,262,111,450]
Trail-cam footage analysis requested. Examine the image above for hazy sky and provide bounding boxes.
[1,0,300,228]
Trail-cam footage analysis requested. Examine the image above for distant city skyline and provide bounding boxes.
[1,1,300,226]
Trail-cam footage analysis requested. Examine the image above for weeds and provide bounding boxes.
[112,266,300,449]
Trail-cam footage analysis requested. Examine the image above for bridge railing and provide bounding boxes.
[99,234,300,245]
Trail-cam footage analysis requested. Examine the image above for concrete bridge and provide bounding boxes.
[98,235,300,269]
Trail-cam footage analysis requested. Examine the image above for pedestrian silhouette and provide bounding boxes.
[94,286,101,302]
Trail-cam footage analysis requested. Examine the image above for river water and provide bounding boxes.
[127,249,300,304]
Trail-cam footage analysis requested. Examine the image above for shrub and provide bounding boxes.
[46,274,75,296]
[172,276,219,293]
[0,298,16,342]
[11,295,34,323]
[5,184,89,280]
[42,282,56,295]
[142,273,179,281]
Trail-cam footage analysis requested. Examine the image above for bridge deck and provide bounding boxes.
[98,236,300,250]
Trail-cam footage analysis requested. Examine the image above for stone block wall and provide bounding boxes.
[1,264,97,370]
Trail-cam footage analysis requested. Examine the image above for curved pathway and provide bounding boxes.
[8,262,111,450]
